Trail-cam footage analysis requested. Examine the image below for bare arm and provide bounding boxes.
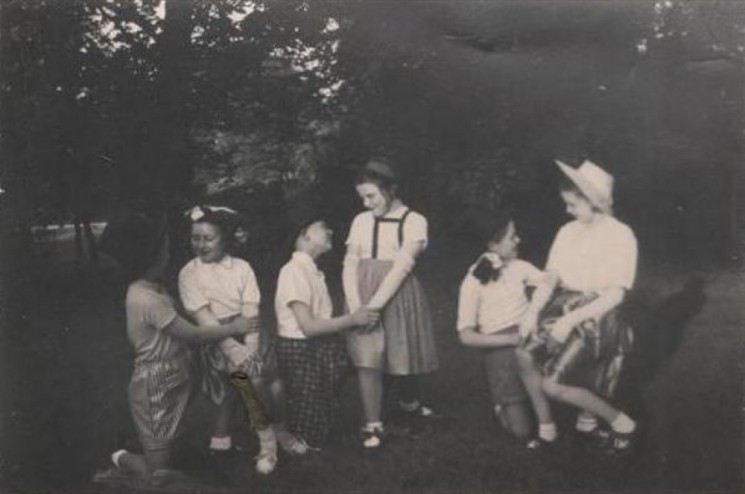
[342,244,362,312]
[519,271,559,336]
[550,286,626,343]
[162,314,249,343]
[366,240,425,309]
[458,326,520,348]
[289,301,378,337]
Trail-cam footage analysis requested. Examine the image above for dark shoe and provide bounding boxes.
[603,428,637,457]
[576,426,612,450]
[398,402,440,419]
[525,436,556,450]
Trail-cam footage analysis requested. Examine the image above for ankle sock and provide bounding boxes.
[610,413,636,434]
[363,421,384,433]
[257,426,277,454]
[399,400,420,412]
[539,423,557,442]
[111,449,128,468]
[576,413,599,433]
[209,436,232,451]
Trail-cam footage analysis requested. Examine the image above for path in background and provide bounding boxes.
[0,239,742,493]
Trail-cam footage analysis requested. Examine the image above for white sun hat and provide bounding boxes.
[554,159,614,215]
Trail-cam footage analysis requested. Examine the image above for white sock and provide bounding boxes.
[257,426,277,454]
[400,400,420,412]
[363,421,384,432]
[209,436,232,451]
[538,422,557,442]
[111,449,128,468]
[611,413,636,434]
[576,413,599,433]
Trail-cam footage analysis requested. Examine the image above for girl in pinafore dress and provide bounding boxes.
[342,160,439,448]
[516,160,638,454]
[96,212,250,484]
[457,214,557,439]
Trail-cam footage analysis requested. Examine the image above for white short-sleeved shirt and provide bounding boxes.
[126,280,185,364]
[345,207,428,260]
[457,259,545,334]
[275,251,333,339]
[546,215,638,293]
[178,255,261,320]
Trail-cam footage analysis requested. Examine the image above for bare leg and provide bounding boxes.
[541,379,620,424]
[213,391,235,440]
[500,402,532,439]
[516,348,554,425]
[358,367,383,424]
[396,375,420,405]
[117,452,149,477]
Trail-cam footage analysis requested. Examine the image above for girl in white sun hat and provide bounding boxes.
[516,159,638,455]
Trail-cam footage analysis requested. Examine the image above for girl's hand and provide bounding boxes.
[546,316,574,344]
[351,306,380,327]
[518,310,539,337]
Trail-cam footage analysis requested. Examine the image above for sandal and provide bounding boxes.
[277,432,309,456]
[398,401,438,419]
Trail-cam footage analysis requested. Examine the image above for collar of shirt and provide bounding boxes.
[291,251,322,277]
[195,255,233,269]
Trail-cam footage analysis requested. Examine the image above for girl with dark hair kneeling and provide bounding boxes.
[457,215,556,438]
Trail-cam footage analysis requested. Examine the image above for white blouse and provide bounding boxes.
[546,215,637,293]
[345,207,428,260]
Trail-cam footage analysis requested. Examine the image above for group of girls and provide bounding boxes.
[96,157,638,484]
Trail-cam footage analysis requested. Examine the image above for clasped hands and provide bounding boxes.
[350,305,381,333]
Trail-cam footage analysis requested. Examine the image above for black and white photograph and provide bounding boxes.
[0,1,743,493]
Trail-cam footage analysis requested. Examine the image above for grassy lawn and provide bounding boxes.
[1,238,742,493]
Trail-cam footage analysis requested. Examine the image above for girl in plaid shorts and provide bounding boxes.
[275,218,378,449]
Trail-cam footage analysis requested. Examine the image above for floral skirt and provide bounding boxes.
[520,290,634,398]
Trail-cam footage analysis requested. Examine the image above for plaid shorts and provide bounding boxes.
[277,336,348,447]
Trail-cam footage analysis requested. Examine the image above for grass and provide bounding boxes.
[0,239,743,493]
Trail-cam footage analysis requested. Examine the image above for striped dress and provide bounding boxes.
[126,281,192,451]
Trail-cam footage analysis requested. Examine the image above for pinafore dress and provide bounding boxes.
[346,209,439,375]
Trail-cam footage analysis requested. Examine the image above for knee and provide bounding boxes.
[540,378,563,399]
[515,349,535,371]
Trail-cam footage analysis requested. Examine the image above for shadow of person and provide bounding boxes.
[615,276,708,415]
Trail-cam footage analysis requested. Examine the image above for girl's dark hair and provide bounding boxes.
[471,214,513,285]
[354,159,398,197]
[100,211,168,281]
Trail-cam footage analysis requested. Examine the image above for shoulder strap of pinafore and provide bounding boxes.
[371,208,412,259]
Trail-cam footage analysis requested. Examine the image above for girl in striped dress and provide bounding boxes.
[342,160,439,448]
[96,212,250,484]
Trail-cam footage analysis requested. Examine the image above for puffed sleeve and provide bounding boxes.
[545,224,571,274]
[277,264,313,308]
[403,211,428,247]
[178,263,209,313]
[240,261,261,318]
[518,260,546,287]
[456,272,480,331]
[345,213,364,248]
[602,224,638,290]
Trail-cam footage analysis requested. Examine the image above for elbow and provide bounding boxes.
[458,331,475,347]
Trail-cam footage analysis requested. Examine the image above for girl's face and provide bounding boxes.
[356,182,392,217]
[190,222,227,263]
[560,190,596,223]
[304,220,334,253]
[487,221,520,260]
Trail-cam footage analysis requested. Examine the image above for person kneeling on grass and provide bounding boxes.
[457,213,557,438]
[94,211,252,486]
[276,216,379,450]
